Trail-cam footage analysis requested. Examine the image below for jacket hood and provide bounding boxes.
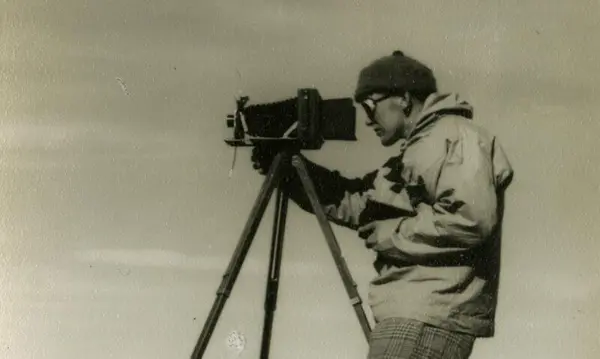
[411,93,474,136]
[410,92,514,191]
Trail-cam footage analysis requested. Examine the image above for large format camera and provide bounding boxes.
[224,88,357,150]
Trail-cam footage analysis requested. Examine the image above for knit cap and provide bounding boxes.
[354,50,437,102]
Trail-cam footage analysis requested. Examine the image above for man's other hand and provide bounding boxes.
[358,220,401,249]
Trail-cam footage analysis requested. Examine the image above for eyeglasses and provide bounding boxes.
[360,95,390,120]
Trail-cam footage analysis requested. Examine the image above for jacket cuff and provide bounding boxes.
[373,237,396,252]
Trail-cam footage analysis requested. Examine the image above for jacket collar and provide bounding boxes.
[405,93,474,141]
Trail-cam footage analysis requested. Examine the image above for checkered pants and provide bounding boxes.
[367,318,476,359]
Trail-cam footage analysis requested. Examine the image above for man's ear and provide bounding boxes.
[391,92,411,111]
[392,92,411,109]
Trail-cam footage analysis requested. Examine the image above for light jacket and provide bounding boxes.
[286,93,514,337]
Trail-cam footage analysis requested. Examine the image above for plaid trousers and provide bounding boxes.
[367,318,476,359]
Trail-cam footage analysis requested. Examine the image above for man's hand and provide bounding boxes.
[357,219,401,250]
[251,144,280,175]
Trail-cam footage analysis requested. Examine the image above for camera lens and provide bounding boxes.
[226,114,235,128]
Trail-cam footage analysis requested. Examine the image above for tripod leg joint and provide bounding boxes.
[349,297,363,306]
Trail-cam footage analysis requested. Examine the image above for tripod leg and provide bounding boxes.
[191,153,287,359]
[291,155,372,340]
[260,186,289,359]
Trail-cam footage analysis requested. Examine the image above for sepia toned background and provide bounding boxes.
[1,1,599,358]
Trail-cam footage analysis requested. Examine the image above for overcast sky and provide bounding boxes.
[1,1,599,358]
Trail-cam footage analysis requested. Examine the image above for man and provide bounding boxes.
[251,50,514,359]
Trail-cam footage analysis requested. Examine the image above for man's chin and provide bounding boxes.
[379,132,405,147]
[380,137,398,147]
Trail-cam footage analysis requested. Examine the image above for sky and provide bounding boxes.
[1,0,599,358]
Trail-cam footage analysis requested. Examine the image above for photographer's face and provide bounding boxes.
[361,93,407,147]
